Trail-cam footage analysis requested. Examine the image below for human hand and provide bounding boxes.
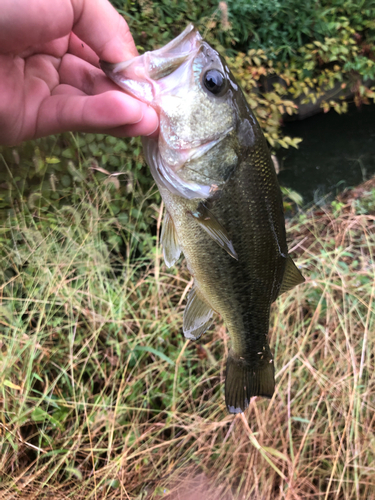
[0,0,159,146]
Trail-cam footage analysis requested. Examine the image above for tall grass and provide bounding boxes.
[0,177,374,499]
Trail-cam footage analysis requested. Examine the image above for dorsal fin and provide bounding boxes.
[190,203,238,260]
[183,285,214,340]
[278,256,305,296]
[161,211,181,268]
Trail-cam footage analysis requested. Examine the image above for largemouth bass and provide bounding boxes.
[101,25,305,414]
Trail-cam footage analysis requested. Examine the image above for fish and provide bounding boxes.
[100,25,305,414]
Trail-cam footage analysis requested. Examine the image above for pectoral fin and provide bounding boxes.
[161,211,181,268]
[190,203,238,260]
[278,256,305,296]
[183,285,214,340]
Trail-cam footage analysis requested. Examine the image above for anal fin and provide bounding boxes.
[161,211,181,268]
[225,350,275,414]
[278,256,305,296]
[183,285,214,341]
[190,203,238,260]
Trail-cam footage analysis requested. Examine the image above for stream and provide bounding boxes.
[277,102,375,205]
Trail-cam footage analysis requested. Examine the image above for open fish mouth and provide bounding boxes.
[100,25,201,105]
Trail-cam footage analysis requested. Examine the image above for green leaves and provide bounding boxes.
[132,345,175,366]
[31,407,64,430]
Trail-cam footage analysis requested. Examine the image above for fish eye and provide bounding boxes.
[203,69,227,96]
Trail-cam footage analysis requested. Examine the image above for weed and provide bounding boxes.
[0,183,374,498]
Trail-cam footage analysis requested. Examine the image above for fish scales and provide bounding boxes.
[100,25,305,414]
[161,139,286,345]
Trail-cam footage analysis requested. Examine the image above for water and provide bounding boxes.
[277,103,375,204]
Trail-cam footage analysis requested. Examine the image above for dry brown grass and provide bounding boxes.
[0,189,374,499]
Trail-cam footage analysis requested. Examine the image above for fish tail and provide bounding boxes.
[225,350,275,414]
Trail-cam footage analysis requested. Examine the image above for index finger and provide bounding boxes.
[0,0,137,62]
[72,0,138,62]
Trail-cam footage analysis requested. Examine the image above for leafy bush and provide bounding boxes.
[226,0,375,58]
[226,0,326,58]
[114,0,375,58]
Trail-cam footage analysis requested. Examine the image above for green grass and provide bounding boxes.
[0,176,375,499]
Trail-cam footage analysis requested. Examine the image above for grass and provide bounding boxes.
[0,172,374,499]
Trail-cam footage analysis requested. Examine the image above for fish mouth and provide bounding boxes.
[99,24,201,104]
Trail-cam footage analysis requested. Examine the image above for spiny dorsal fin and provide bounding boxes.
[161,211,181,268]
[278,256,305,296]
[190,203,238,260]
[183,285,214,341]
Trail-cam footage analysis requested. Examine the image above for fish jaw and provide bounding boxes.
[141,137,213,199]
[99,24,201,106]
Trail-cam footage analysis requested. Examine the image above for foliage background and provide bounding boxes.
[1,0,375,223]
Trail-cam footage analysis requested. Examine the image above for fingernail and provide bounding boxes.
[144,106,159,136]
[133,110,144,125]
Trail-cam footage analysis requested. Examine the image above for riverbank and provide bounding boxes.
[0,177,374,498]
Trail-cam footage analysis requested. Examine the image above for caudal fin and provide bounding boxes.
[225,352,275,414]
